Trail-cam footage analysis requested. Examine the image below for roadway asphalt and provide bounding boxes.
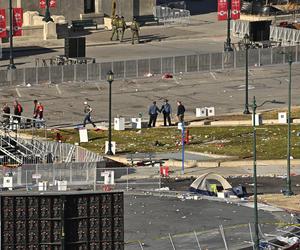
[0,13,229,68]
[0,63,299,126]
[124,193,289,249]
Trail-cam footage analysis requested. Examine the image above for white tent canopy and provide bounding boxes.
[190,172,232,193]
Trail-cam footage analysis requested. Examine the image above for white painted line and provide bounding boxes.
[210,72,217,80]
[55,84,62,95]
[15,88,21,97]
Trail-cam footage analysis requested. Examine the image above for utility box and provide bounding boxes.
[79,127,89,142]
[252,113,262,126]
[38,181,48,191]
[57,180,68,191]
[206,107,215,117]
[278,112,287,124]
[101,171,115,185]
[105,141,116,155]
[196,108,207,118]
[131,118,142,129]
[3,177,13,190]
[114,117,125,131]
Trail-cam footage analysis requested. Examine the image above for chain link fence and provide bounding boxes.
[0,165,161,192]
[1,46,299,87]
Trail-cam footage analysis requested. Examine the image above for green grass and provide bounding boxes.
[31,124,300,160]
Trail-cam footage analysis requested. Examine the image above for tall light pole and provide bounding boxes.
[243,34,251,114]
[249,97,282,249]
[8,0,16,70]
[285,54,293,196]
[181,122,185,175]
[224,0,233,52]
[42,0,54,22]
[106,70,114,155]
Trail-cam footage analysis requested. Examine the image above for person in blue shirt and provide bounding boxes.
[148,101,160,127]
[160,99,172,126]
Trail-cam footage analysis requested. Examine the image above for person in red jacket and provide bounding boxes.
[13,100,23,123]
[37,102,44,120]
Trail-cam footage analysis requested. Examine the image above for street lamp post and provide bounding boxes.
[249,97,282,249]
[106,70,114,155]
[224,0,233,52]
[8,0,16,69]
[285,54,293,196]
[243,34,251,114]
[42,0,54,22]
[181,122,185,175]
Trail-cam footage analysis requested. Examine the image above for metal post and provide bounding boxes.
[8,0,16,69]
[286,56,293,196]
[107,80,113,155]
[181,122,185,175]
[42,0,54,22]
[252,96,259,249]
[244,45,250,114]
[224,0,233,52]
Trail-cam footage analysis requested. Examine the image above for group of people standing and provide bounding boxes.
[110,15,140,44]
[1,100,44,127]
[148,100,185,128]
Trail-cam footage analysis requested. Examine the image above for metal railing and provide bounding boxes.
[154,6,191,25]
[0,46,299,87]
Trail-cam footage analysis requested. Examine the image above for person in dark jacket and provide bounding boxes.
[176,101,185,123]
[2,103,10,126]
[14,100,23,123]
[148,101,160,127]
[160,99,172,126]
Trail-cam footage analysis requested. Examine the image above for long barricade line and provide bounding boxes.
[0,46,299,87]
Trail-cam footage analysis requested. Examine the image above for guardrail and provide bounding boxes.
[0,46,299,87]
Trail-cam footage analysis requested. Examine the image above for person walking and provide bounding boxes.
[33,99,38,127]
[118,16,127,42]
[160,99,172,126]
[110,15,119,41]
[13,100,23,123]
[148,101,160,127]
[130,17,140,45]
[176,101,185,123]
[83,101,96,128]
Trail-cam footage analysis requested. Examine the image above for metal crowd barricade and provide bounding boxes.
[154,6,190,25]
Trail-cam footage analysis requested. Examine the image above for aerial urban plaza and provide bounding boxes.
[1,0,300,249]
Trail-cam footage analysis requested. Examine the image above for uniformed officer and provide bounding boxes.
[110,15,119,41]
[118,16,127,42]
[130,17,140,45]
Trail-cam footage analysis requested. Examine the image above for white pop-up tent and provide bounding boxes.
[189,172,233,196]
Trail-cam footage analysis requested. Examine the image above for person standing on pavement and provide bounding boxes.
[130,17,140,45]
[118,16,127,42]
[83,101,96,128]
[37,102,44,120]
[148,101,160,127]
[110,15,119,41]
[160,99,172,126]
[13,100,23,123]
[2,103,10,127]
[176,101,185,123]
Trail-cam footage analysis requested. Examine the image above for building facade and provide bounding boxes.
[0,0,155,24]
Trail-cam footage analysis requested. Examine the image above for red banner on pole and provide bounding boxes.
[41,0,56,8]
[0,9,7,38]
[13,8,23,37]
[50,0,56,8]
[231,0,241,20]
[218,0,228,21]
[40,0,46,8]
